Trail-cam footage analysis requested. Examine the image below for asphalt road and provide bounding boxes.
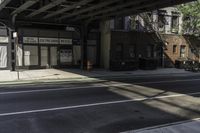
[0,73,200,133]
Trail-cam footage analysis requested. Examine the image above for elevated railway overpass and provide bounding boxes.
[0,0,195,70]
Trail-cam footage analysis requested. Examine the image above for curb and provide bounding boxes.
[0,72,194,86]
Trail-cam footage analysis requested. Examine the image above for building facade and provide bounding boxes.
[0,26,11,70]
[15,27,100,70]
[100,7,200,70]
[0,25,101,71]
[0,6,199,71]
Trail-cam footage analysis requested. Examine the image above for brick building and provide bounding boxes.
[100,7,200,70]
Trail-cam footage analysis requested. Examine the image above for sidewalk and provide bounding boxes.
[0,68,193,84]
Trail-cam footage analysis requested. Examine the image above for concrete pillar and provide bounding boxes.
[80,24,88,70]
[10,14,18,71]
[100,20,111,69]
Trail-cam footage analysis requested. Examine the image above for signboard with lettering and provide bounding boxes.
[23,37,72,45]
[39,38,59,44]
[0,37,9,43]
[60,38,72,45]
[60,49,72,63]
[23,37,38,44]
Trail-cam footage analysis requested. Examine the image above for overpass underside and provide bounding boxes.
[0,0,195,25]
[0,0,195,70]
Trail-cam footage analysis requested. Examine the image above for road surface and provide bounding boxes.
[0,73,200,133]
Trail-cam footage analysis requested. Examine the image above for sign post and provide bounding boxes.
[13,32,19,80]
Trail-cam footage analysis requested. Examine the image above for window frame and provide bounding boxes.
[172,45,177,54]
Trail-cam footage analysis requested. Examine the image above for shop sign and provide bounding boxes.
[60,49,72,63]
[39,38,59,44]
[23,37,38,44]
[0,37,9,43]
[60,38,72,45]
[23,37,73,45]
[65,26,75,31]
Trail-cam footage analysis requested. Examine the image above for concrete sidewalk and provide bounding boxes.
[0,68,193,83]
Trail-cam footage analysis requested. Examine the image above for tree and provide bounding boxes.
[177,0,200,35]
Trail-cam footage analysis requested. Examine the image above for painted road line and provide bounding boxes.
[121,118,200,133]
[0,91,200,117]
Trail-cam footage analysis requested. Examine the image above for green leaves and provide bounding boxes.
[177,0,200,34]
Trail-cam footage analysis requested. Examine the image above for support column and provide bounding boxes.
[10,29,15,71]
[80,24,89,70]
[10,14,17,71]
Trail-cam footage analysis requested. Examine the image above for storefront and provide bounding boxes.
[16,28,76,69]
[15,28,100,70]
[0,27,10,70]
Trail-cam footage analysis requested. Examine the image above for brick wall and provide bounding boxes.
[161,34,200,66]
[110,31,200,68]
[110,31,160,60]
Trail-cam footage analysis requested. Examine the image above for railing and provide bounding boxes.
[139,12,167,67]
[139,13,164,43]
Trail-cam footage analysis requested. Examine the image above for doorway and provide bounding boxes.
[0,46,7,68]
[40,46,49,67]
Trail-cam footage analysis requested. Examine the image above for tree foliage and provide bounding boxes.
[177,0,200,35]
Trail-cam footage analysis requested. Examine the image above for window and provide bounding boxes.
[171,14,179,33]
[114,17,125,30]
[158,14,166,32]
[180,45,186,58]
[158,10,167,32]
[0,46,7,68]
[173,45,177,54]
[24,45,38,66]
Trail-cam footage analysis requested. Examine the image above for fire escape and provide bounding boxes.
[139,12,167,67]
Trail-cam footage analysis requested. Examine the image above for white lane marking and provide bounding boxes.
[122,118,200,133]
[0,91,200,117]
